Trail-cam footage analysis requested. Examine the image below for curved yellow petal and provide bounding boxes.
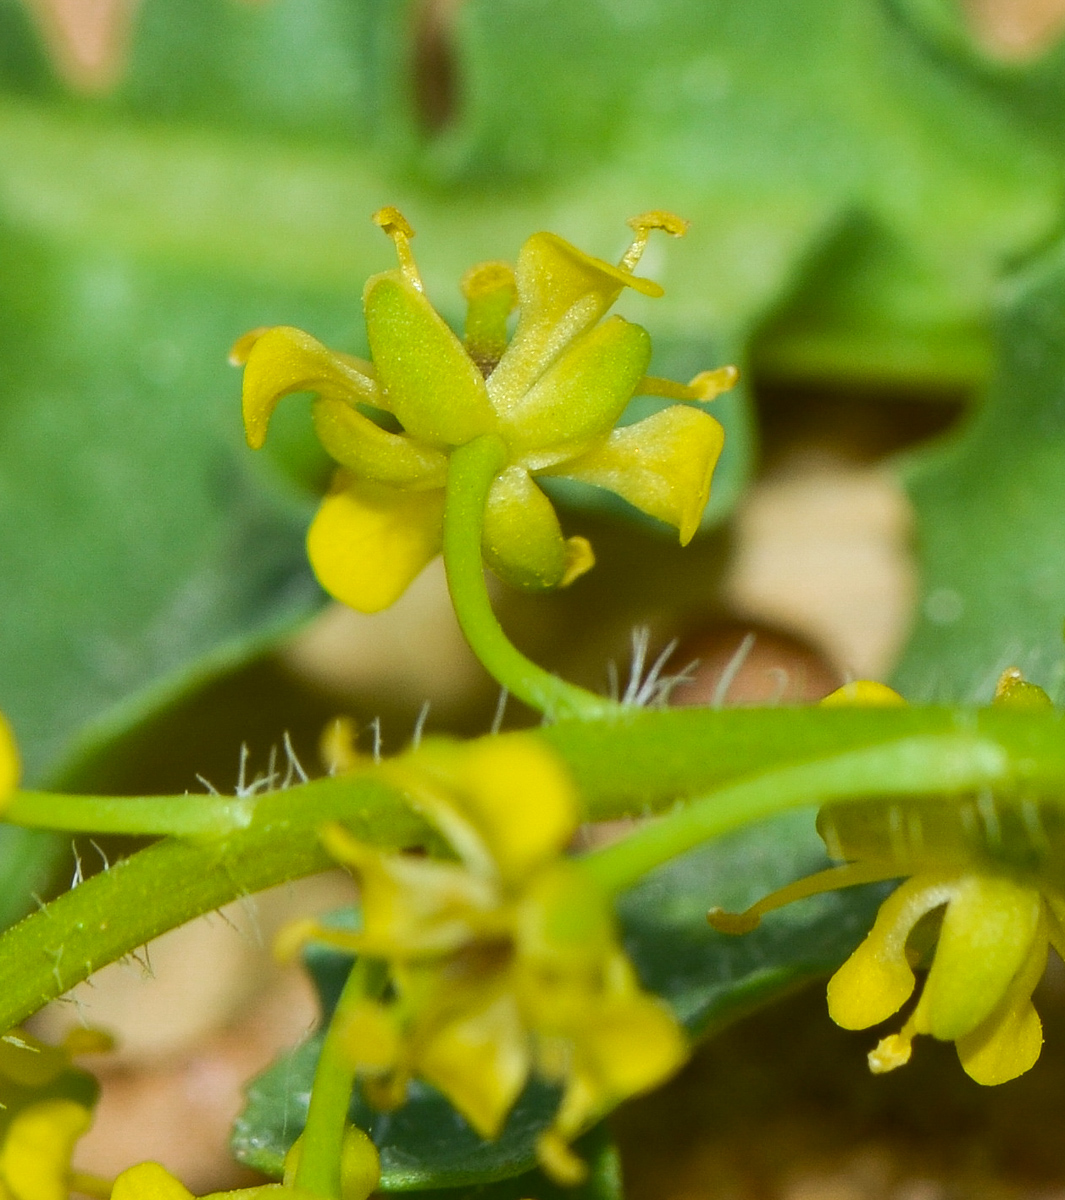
[111,1162,194,1200]
[482,467,592,591]
[827,874,957,1030]
[488,231,663,407]
[500,316,651,467]
[306,473,445,613]
[417,990,531,1140]
[548,405,724,544]
[915,874,1041,1042]
[394,735,579,884]
[363,273,494,446]
[955,921,1047,1085]
[240,326,378,450]
[312,397,448,489]
[0,712,19,804]
[0,1099,91,1200]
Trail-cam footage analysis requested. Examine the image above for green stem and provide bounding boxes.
[582,733,1009,895]
[5,790,254,837]
[443,435,617,721]
[294,959,383,1198]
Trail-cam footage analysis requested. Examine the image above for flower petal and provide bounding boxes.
[312,397,448,489]
[306,472,444,613]
[827,874,957,1030]
[320,824,499,956]
[499,316,651,467]
[111,1163,194,1200]
[488,231,662,407]
[0,713,18,803]
[402,735,579,883]
[548,405,724,544]
[915,873,1042,1042]
[955,915,1047,1085]
[416,989,531,1140]
[240,325,378,450]
[0,1099,91,1200]
[482,467,593,591]
[363,272,495,446]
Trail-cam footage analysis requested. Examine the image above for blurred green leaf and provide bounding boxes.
[894,235,1065,702]
[232,810,882,1188]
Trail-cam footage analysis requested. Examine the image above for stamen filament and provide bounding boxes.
[619,210,689,273]
[709,860,902,933]
[373,206,423,291]
[637,365,739,403]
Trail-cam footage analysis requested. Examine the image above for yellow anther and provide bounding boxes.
[994,666,1053,710]
[227,327,269,366]
[707,906,761,934]
[688,365,739,401]
[372,206,423,290]
[619,210,690,273]
[869,1029,914,1073]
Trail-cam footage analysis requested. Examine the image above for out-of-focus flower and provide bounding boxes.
[709,670,1064,1085]
[0,712,19,806]
[292,734,686,1184]
[235,209,733,612]
[0,1028,108,1200]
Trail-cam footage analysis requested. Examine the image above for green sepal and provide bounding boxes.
[481,468,570,591]
[502,316,651,468]
[364,273,495,447]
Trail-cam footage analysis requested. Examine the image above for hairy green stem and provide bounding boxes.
[442,435,616,720]
[581,734,1010,894]
[0,773,426,1032]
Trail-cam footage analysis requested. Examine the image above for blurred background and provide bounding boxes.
[6,0,1065,1195]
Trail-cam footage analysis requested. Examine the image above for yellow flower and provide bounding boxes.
[295,734,686,1185]
[234,209,733,612]
[709,672,1062,1086]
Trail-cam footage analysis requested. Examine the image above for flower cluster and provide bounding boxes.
[233,209,733,612]
[292,734,686,1185]
[709,672,1063,1086]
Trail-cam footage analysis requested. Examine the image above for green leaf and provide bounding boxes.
[893,236,1065,702]
[232,810,883,1189]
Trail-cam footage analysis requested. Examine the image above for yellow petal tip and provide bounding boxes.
[821,681,906,707]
